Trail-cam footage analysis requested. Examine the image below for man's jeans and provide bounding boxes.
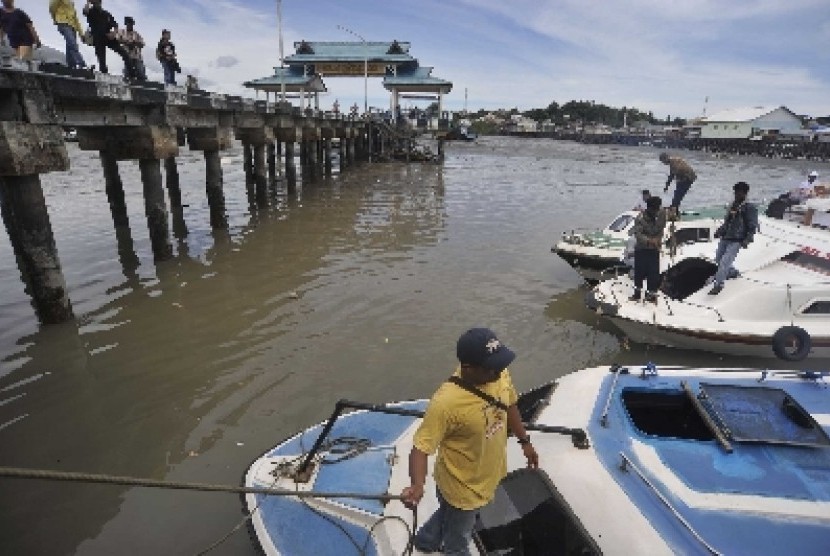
[414,489,478,556]
[671,179,693,209]
[162,60,176,85]
[56,24,86,68]
[713,239,742,286]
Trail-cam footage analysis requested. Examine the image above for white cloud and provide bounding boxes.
[20,0,830,117]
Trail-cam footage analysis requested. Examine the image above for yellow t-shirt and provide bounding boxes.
[413,368,518,510]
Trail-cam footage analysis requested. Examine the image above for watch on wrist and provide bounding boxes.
[517,435,531,445]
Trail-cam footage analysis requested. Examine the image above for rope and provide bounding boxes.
[0,466,401,502]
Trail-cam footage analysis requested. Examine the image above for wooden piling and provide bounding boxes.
[138,159,173,261]
[0,175,74,323]
[267,142,276,183]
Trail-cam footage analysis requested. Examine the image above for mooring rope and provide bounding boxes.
[0,466,401,501]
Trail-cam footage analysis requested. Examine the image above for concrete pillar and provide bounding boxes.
[304,141,316,182]
[285,141,297,193]
[324,138,332,175]
[339,138,347,172]
[204,150,227,228]
[243,142,253,180]
[187,127,231,229]
[164,156,182,208]
[100,152,129,227]
[347,137,355,165]
[253,143,268,206]
[0,175,74,323]
[138,159,173,261]
[267,141,276,183]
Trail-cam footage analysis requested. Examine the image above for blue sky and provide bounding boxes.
[22,0,830,118]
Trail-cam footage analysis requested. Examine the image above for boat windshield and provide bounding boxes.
[607,214,635,232]
[475,468,601,555]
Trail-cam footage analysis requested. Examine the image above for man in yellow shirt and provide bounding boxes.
[49,0,86,69]
[401,328,538,555]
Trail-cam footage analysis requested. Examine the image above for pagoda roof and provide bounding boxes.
[285,41,415,64]
[383,67,452,93]
[243,67,327,93]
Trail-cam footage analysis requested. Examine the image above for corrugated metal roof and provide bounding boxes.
[703,106,786,122]
[285,41,415,63]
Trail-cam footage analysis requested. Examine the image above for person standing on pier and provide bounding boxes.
[82,0,135,79]
[709,181,758,295]
[401,328,538,555]
[156,29,179,85]
[629,195,666,303]
[0,0,41,61]
[117,16,145,81]
[49,0,86,69]
[659,152,696,215]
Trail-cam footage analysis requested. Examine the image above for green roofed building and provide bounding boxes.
[244,40,452,116]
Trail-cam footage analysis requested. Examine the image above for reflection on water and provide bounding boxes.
[0,137,828,554]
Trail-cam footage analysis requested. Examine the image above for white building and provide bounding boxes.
[699,106,803,139]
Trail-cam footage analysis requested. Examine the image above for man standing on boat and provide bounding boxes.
[630,196,666,303]
[660,152,696,215]
[709,181,758,295]
[401,328,538,555]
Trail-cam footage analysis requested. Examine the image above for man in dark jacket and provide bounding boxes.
[709,181,758,295]
[83,0,134,78]
[630,196,666,303]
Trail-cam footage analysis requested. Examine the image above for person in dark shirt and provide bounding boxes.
[709,181,758,295]
[82,0,134,79]
[156,29,178,85]
[630,196,667,303]
[0,0,41,60]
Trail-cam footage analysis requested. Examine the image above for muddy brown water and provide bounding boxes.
[1,137,827,554]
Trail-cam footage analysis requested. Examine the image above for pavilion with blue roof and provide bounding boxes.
[243,40,452,116]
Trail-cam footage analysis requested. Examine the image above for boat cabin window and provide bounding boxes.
[669,227,711,246]
[607,214,635,232]
[476,468,600,555]
[802,300,830,314]
[622,389,714,441]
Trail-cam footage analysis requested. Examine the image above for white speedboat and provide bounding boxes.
[587,216,830,360]
[552,208,723,283]
[243,364,830,555]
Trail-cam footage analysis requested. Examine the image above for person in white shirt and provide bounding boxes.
[790,170,818,203]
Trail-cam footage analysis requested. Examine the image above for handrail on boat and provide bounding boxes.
[681,381,733,453]
[296,399,591,477]
[600,364,625,427]
[618,452,723,556]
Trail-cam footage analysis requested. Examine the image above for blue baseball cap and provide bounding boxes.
[456,328,516,371]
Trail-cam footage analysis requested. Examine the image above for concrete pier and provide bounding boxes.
[0,65,396,324]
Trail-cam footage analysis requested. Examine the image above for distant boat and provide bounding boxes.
[443,125,477,141]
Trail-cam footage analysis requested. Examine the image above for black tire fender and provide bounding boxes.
[772,326,811,361]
